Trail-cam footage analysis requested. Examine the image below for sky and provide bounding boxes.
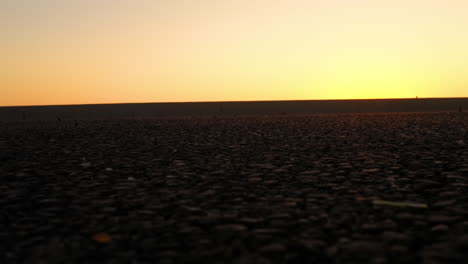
[2,0,468,106]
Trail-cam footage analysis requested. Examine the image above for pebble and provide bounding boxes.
[248,177,262,183]
[3,113,468,263]
[363,168,380,173]
[361,223,381,233]
[214,224,247,233]
[432,200,456,208]
[239,218,263,226]
[381,219,397,230]
[382,232,410,243]
[80,162,91,167]
[253,228,283,236]
[431,224,449,232]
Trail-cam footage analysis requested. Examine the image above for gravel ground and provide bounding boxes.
[1,112,468,264]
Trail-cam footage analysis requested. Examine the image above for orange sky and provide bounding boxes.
[2,0,468,106]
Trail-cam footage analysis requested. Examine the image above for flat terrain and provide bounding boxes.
[1,98,468,121]
[1,112,468,263]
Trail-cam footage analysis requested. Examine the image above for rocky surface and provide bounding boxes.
[1,112,468,263]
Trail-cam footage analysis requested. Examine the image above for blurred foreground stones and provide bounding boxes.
[1,112,468,263]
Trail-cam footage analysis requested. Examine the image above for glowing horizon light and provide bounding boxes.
[1,0,468,106]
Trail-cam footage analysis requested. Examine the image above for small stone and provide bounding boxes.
[363,168,380,173]
[214,224,247,232]
[16,172,27,177]
[361,223,381,233]
[431,224,449,232]
[182,206,203,215]
[93,233,112,243]
[382,232,410,243]
[256,163,275,169]
[269,213,291,219]
[97,175,108,180]
[200,190,216,196]
[300,170,319,175]
[80,162,91,167]
[248,177,263,183]
[338,237,351,244]
[253,228,283,236]
[382,219,397,230]
[264,180,278,185]
[432,200,456,208]
[239,218,263,226]
[179,226,202,234]
[439,191,459,198]
[259,243,287,255]
[395,213,417,222]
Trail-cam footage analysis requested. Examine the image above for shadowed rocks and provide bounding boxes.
[1,112,468,263]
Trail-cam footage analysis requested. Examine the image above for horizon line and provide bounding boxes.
[2,96,468,108]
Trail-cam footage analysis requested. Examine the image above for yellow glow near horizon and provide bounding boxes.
[1,0,468,106]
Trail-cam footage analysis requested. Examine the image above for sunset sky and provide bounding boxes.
[2,0,468,106]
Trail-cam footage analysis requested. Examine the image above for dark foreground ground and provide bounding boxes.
[1,112,468,264]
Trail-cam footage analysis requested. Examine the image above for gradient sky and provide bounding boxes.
[2,0,468,106]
